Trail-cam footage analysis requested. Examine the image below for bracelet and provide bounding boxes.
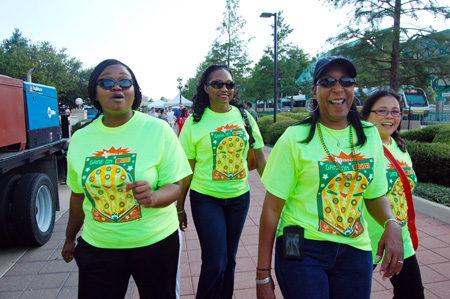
[256,267,272,271]
[255,276,272,285]
[177,210,185,214]
[384,218,400,228]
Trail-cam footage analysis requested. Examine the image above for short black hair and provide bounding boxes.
[88,59,142,112]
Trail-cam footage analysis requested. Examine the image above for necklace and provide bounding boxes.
[317,122,360,181]
[321,124,347,147]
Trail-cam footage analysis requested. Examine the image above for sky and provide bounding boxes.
[1,0,448,102]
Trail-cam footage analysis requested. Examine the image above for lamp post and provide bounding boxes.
[260,12,278,123]
[177,77,183,105]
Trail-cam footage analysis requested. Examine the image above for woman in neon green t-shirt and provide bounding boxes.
[256,56,404,299]
[361,90,424,298]
[61,59,192,299]
[178,64,266,299]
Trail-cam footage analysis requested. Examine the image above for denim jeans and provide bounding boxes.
[275,236,372,299]
[190,189,250,299]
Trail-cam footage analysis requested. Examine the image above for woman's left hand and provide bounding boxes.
[375,221,404,280]
[126,181,156,208]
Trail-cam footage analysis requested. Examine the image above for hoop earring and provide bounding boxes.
[306,98,318,113]
[349,97,362,112]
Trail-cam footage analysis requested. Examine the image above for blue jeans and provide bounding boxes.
[275,237,372,299]
[190,189,250,299]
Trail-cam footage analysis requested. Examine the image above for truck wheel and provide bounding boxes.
[0,174,21,247]
[11,173,56,246]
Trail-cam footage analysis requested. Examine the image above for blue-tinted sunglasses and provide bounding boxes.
[97,78,134,90]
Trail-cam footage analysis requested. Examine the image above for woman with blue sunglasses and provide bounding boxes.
[177,64,266,298]
[61,59,192,299]
[257,56,404,299]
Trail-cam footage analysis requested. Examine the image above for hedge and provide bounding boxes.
[256,112,308,146]
[405,140,450,187]
[400,124,450,143]
[414,182,450,207]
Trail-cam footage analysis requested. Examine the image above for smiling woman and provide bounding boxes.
[256,56,405,299]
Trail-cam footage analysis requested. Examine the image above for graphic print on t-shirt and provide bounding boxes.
[211,124,247,180]
[82,146,141,223]
[386,160,416,226]
[317,152,374,237]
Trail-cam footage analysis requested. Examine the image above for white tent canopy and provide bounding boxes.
[166,93,193,107]
[147,99,166,109]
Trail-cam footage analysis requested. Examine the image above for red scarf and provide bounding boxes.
[383,145,419,251]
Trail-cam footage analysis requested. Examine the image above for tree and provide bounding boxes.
[185,0,252,100]
[246,11,310,109]
[0,29,90,108]
[322,0,450,92]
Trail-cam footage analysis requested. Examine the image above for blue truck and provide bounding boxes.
[0,70,68,247]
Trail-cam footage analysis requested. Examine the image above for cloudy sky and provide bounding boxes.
[1,0,448,101]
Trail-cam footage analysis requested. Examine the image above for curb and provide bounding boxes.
[262,147,450,225]
[413,195,450,225]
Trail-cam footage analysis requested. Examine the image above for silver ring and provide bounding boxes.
[398,261,404,264]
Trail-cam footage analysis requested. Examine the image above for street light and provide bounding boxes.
[260,12,278,123]
[177,77,183,105]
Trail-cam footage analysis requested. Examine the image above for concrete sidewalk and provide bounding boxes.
[1,160,450,298]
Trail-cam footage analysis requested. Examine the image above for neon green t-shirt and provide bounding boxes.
[365,138,417,262]
[179,106,264,198]
[67,112,192,249]
[261,121,388,251]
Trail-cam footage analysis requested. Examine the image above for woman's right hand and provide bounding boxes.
[178,210,188,231]
[256,280,276,299]
[61,239,76,263]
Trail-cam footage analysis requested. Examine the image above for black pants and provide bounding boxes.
[374,254,424,299]
[74,230,180,299]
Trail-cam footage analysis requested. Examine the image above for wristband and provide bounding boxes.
[384,218,400,229]
[177,210,185,214]
[255,276,272,285]
[256,267,272,271]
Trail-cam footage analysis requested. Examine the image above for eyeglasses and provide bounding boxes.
[370,109,402,117]
[316,77,356,88]
[206,80,235,90]
[97,78,134,90]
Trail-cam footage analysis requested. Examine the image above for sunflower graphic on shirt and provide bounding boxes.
[82,146,141,223]
[317,151,374,237]
[210,124,247,180]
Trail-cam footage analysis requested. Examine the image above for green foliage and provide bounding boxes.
[414,182,450,207]
[405,140,450,187]
[0,28,91,108]
[257,113,303,145]
[400,124,450,143]
[278,112,308,121]
[433,126,450,145]
[322,0,450,91]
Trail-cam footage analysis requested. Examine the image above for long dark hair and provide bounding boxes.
[191,64,243,123]
[360,90,407,152]
[298,99,367,147]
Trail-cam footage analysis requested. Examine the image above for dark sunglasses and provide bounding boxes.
[206,80,235,90]
[316,77,356,88]
[97,78,134,90]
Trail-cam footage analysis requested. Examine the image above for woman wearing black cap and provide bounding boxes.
[256,56,404,299]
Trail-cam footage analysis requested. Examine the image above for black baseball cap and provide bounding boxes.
[313,56,357,85]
